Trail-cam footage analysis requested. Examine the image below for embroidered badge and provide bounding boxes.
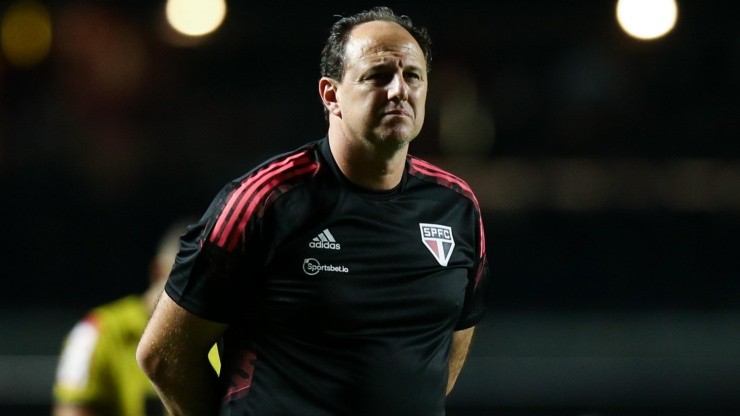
[419,223,455,267]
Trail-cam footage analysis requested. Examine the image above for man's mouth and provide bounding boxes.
[384,108,410,117]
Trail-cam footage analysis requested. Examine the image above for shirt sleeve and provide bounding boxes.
[165,181,264,323]
[454,206,490,330]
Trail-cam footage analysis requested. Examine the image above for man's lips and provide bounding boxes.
[383,108,411,117]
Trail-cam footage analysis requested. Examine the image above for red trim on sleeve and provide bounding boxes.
[209,150,318,251]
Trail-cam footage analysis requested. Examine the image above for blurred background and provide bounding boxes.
[1,0,739,415]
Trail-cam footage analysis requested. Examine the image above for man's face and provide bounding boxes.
[334,21,427,146]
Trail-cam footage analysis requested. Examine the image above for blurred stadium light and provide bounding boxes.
[165,0,227,38]
[616,0,679,40]
[0,0,52,68]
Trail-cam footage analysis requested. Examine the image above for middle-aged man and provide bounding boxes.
[137,6,490,415]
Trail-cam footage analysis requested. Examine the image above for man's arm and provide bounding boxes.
[447,326,475,395]
[137,292,227,416]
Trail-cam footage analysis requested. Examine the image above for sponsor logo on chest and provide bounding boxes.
[302,258,349,275]
[420,223,455,267]
[308,228,341,250]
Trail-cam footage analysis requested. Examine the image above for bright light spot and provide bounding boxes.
[165,0,227,37]
[616,0,678,40]
[0,0,52,67]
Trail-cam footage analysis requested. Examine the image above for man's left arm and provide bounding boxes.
[447,326,475,395]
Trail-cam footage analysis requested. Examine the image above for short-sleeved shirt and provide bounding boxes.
[167,138,490,415]
[53,296,163,416]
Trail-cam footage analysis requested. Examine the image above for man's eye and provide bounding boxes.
[367,73,392,83]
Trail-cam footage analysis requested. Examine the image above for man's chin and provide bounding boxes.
[375,126,419,144]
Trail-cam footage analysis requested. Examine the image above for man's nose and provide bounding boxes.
[388,74,409,102]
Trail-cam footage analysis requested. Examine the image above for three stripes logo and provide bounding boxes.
[420,223,455,267]
[309,229,341,250]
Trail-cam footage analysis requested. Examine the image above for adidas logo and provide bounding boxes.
[309,229,341,250]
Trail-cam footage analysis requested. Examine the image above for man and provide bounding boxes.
[53,220,220,416]
[137,7,489,415]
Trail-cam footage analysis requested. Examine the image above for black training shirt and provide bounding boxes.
[167,137,490,416]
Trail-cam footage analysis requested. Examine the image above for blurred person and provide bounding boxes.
[137,7,489,416]
[53,220,220,416]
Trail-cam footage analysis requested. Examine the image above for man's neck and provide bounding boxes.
[327,125,408,191]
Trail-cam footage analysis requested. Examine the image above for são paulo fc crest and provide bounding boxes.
[419,223,455,267]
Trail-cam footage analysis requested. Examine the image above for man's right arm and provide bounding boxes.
[137,292,227,416]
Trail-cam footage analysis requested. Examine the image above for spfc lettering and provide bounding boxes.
[419,223,455,267]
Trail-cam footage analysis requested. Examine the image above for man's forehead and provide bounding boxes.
[346,21,424,62]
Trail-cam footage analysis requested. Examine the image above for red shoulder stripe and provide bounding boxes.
[210,150,316,250]
[409,158,480,206]
[223,161,317,251]
[211,151,310,246]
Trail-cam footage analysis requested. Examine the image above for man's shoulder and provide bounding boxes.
[210,139,324,203]
[222,138,325,196]
[233,139,324,182]
[407,154,479,205]
[202,139,326,252]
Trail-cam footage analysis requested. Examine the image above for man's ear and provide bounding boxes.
[319,77,341,117]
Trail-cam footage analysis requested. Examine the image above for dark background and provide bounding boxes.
[1,1,739,415]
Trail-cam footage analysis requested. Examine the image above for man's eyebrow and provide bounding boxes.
[364,60,424,71]
[404,63,424,72]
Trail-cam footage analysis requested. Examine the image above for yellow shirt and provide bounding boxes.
[54,295,220,416]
